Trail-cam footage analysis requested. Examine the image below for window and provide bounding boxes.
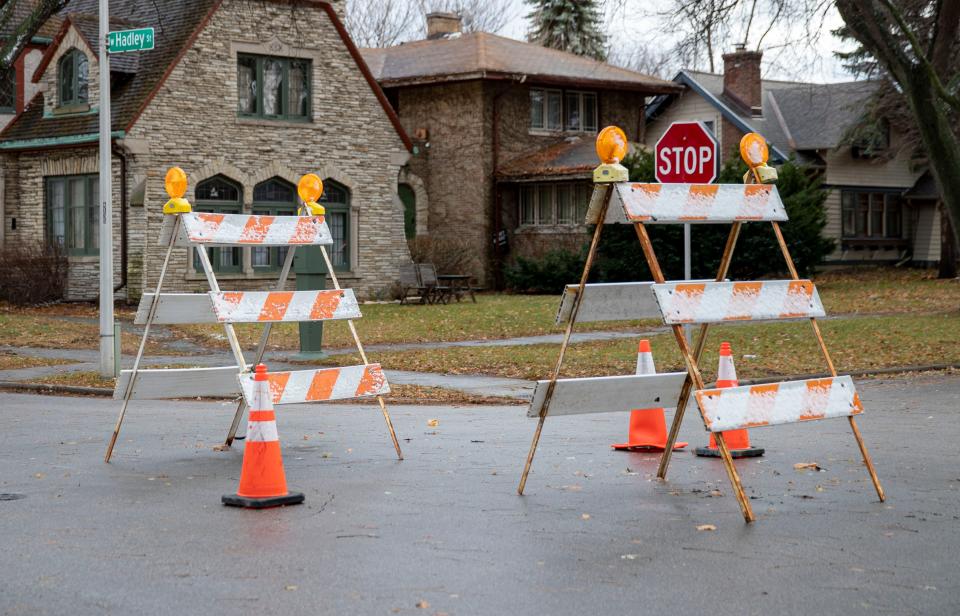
[0,62,15,112]
[237,53,311,121]
[319,180,350,270]
[46,175,98,256]
[252,178,297,270]
[194,176,242,273]
[58,48,89,107]
[530,88,597,132]
[518,183,592,227]
[841,190,903,239]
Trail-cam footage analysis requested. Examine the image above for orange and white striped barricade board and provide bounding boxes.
[696,376,863,432]
[526,372,687,417]
[651,280,826,324]
[157,212,333,247]
[134,289,362,324]
[239,364,390,406]
[585,183,787,224]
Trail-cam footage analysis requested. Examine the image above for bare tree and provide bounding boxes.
[417,0,514,34]
[0,0,68,69]
[607,40,675,78]
[345,0,420,48]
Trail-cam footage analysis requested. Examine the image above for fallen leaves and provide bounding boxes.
[427,419,439,427]
[415,600,430,609]
[696,524,717,531]
[793,462,825,471]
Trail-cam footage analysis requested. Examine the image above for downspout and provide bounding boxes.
[113,147,127,295]
[491,75,526,291]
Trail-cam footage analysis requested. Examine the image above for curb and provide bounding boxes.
[0,362,958,399]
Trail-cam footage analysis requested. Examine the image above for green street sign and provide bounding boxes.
[108,27,155,53]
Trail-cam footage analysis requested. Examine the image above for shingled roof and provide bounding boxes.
[0,0,411,151]
[0,0,219,147]
[646,70,881,160]
[361,33,680,94]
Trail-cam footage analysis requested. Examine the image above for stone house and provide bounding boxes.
[361,14,680,288]
[645,46,945,267]
[0,0,413,301]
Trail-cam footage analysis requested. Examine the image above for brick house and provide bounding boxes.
[362,14,679,288]
[645,46,944,267]
[0,0,413,301]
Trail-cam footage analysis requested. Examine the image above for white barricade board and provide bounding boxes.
[210,289,361,323]
[159,212,334,246]
[135,293,217,324]
[695,376,863,432]
[555,283,660,325]
[239,364,390,406]
[114,365,249,400]
[651,280,825,324]
[526,372,687,418]
[585,183,788,224]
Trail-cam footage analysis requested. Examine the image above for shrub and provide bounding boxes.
[0,242,67,305]
[408,235,480,275]
[504,248,585,294]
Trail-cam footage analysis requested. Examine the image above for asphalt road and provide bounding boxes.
[2,374,959,615]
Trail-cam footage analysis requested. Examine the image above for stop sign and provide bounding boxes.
[655,121,718,183]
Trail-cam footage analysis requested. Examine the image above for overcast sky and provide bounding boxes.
[476,1,857,83]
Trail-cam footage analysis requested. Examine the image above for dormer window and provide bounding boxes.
[58,48,89,107]
[0,63,15,113]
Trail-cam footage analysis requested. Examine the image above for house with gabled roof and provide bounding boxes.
[645,46,944,267]
[0,0,413,301]
[362,13,680,288]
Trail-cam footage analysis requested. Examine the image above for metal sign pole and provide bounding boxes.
[98,0,115,376]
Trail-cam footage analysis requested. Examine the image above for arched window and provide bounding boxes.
[320,180,350,270]
[252,177,297,270]
[398,183,416,239]
[58,48,88,107]
[195,175,242,273]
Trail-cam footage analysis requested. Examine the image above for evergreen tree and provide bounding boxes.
[525,0,607,61]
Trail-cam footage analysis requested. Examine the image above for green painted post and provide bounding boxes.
[293,246,328,359]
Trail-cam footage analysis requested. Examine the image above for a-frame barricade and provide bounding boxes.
[518,131,884,523]
[105,170,402,463]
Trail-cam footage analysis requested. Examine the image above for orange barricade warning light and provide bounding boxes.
[298,173,325,216]
[739,133,778,184]
[596,126,628,164]
[593,126,629,183]
[162,167,192,214]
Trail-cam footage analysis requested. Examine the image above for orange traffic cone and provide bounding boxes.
[223,364,305,508]
[613,340,687,451]
[695,342,764,459]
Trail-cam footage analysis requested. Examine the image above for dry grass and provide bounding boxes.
[333,313,960,382]
[0,352,72,371]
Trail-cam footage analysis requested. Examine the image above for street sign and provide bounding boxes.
[655,121,718,184]
[108,27,154,53]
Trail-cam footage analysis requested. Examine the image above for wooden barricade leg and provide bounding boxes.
[517,185,613,495]
[223,243,299,446]
[317,245,403,461]
[635,221,755,522]
[771,221,885,501]
[105,217,180,462]
[657,222,742,479]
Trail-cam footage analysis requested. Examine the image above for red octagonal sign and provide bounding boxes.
[655,121,719,183]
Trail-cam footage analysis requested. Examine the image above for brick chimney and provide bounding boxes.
[426,12,462,39]
[722,44,763,116]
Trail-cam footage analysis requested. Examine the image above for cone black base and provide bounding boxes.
[695,446,765,459]
[222,491,305,509]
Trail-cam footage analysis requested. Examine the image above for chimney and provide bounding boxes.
[426,12,462,40]
[722,44,763,117]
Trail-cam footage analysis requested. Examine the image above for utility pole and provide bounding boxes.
[98,0,114,377]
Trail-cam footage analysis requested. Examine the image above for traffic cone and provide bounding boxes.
[695,342,764,459]
[612,340,687,451]
[223,364,305,508]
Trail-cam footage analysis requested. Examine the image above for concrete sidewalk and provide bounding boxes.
[2,374,959,615]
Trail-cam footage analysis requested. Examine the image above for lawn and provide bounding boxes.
[0,352,71,371]
[327,313,960,382]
